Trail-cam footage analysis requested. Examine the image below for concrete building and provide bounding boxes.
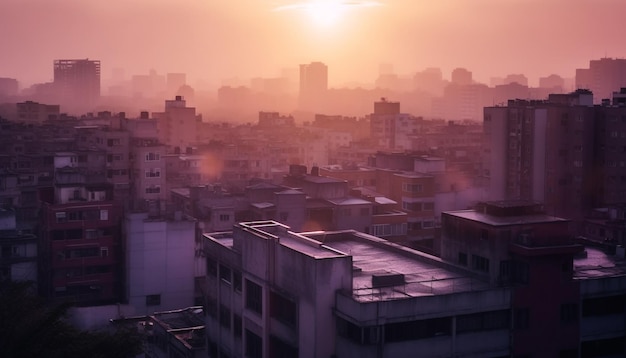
[576,57,626,103]
[0,208,37,282]
[38,151,123,305]
[124,211,198,315]
[12,101,60,123]
[202,200,626,358]
[299,62,328,112]
[202,220,505,358]
[53,59,101,112]
[153,96,199,151]
[483,89,626,225]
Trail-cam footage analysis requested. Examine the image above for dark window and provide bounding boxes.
[385,317,451,342]
[269,335,299,358]
[219,264,231,284]
[270,290,297,326]
[206,297,217,318]
[472,255,490,273]
[219,305,231,330]
[233,313,242,338]
[581,336,625,357]
[146,294,161,306]
[514,308,529,329]
[513,261,529,284]
[458,252,468,266]
[245,330,262,358]
[207,257,217,276]
[246,279,262,315]
[582,294,626,316]
[336,316,362,344]
[559,348,578,358]
[233,270,242,293]
[457,310,510,333]
[560,303,578,323]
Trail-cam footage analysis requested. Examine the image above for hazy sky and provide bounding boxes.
[2,0,626,88]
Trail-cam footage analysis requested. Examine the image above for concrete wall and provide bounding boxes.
[125,212,196,315]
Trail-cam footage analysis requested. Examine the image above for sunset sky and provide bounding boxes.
[1,0,626,88]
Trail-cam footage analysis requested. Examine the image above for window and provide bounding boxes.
[457,310,510,333]
[146,294,161,306]
[385,317,451,342]
[458,252,468,266]
[270,290,297,326]
[402,201,421,212]
[270,335,299,358]
[100,247,108,257]
[207,257,217,277]
[472,255,490,273]
[402,183,423,193]
[100,209,109,221]
[219,214,230,222]
[246,279,262,315]
[560,303,578,324]
[145,186,161,194]
[582,294,626,316]
[68,211,82,221]
[145,169,161,178]
[219,264,231,284]
[219,305,231,330]
[245,330,262,358]
[56,212,67,223]
[514,308,529,329]
[107,138,121,147]
[145,152,160,161]
[233,314,242,338]
[233,270,242,293]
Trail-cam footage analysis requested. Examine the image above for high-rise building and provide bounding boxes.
[576,58,626,103]
[53,59,101,111]
[483,89,626,223]
[299,62,328,111]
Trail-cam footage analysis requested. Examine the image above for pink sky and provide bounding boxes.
[1,0,625,88]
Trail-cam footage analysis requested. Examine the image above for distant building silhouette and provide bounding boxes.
[451,67,473,86]
[299,62,328,111]
[576,58,626,103]
[53,59,101,111]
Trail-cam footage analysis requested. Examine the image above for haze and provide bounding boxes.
[2,0,626,88]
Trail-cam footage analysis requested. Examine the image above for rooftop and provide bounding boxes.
[574,246,626,279]
[444,209,568,227]
[307,231,491,301]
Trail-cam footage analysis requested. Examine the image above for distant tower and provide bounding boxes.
[299,62,328,111]
[451,67,472,86]
[53,59,101,111]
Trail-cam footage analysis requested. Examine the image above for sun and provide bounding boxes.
[305,0,348,28]
[273,1,383,30]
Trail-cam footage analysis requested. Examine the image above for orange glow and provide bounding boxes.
[305,0,349,28]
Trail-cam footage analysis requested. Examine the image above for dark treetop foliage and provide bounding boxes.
[0,280,142,358]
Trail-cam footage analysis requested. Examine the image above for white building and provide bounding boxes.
[125,211,198,315]
[203,220,511,358]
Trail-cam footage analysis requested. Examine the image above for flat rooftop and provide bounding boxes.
[445,209,568,227]
[305,231,491,302]
[574,246,626,279]
[204,221,347,259]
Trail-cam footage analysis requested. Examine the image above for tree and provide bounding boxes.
[0,280,142,358]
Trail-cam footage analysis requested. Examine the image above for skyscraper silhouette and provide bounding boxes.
[299,61,328,112]
[53,59,101,111]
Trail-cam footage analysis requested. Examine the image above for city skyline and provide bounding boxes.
[2,0,626,88]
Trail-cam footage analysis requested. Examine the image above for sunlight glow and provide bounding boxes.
[274,0,382,29]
